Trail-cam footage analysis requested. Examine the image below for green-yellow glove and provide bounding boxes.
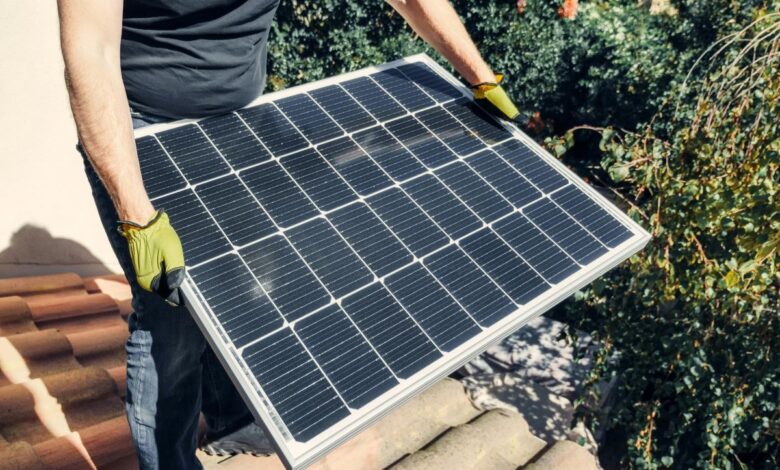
[471,73,532,126]
[118,210,186,307]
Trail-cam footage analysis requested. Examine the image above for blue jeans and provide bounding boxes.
[81,109,253,470]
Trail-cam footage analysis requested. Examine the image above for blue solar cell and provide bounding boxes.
[460,228,549,305]
[240,161,320,228]
[403,174,483,239]
[386,265,480,351]
[352,127,426,182]
[136,136,187,199]
[385,116,458,169]
[398,63,463,103]
[190,254,283,347]
[294,304,398,408]
[370,69,435,112]
[308,85,377,133]
[279,148,358,211]
[199,113,271,170]
[444,99,513,145]
[493,213,579,284]
[195,175,276,246]
[551,185,633,248]
[367,188,449,257]
[342,283,441,378]
[275,94,344,144]
[341,76,406,121]
[435,162,513,223]
[329,203,414,277]
[466,149,541,208]
[523,198,608,265]
[241,235,331,321]
[156,124,230,184]
[318,137,393,196]
[424,245,517,327]
[416,107,485,156]
[494,140,568,194]
[238,103,308,156]
[242,328,350,442]
[287,218,374,299]
[156,189,231,266]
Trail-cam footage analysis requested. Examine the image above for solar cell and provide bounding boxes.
[135,135,187,198]
[133,55,648,470]
[199,113,271,170]
[352,126,426,182]
[278,148,357,211]
[194,175,276,246]
[240,161,320,228]
[238,103,308,156]
[317,137,394,196]
[385,116,458,169]
[341,76,406,121]
[157,124,230,184]
[308,85,377,133]
[370,68,435,112]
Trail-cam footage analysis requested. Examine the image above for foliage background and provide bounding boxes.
[267,1,778,468]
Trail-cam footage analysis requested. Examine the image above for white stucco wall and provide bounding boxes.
[0,2,121,277]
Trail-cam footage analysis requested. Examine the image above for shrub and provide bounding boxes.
[564,13,779,468]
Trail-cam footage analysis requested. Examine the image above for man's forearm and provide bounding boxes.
[388,0,495,85]
[59,1,154,225]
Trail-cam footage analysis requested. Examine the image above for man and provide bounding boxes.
[57,1,521,468]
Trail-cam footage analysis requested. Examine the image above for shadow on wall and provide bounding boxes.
[0,224,112,278]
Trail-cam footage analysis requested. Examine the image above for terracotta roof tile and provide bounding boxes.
[0,273,86,300]
[0,330,82,386]
[0,272,598,470]
[27,293,125,334]
[0,297,37,336]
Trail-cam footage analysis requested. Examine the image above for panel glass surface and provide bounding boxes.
[133,57,643,469]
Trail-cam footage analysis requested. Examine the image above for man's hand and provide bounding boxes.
[120,211,186,306]
[471,73,533,126]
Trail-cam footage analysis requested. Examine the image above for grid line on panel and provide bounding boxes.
[341,283,442,378]
[550,185,633,248]
[340,76,407,122]
[492,213,580,284]
[136,136,188,200]
[308,84,378,134]
[522,198,608,265]
[156,124,232,184]
[198,113,271,170]
[369,68,436,112]
[397,62,465,104]
[238,102,310,157]
[286,218,375,299]
[385,264,482,351]
[294,305,399,407]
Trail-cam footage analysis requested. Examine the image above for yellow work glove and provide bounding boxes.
[471,73,532,126]
[118,210,186,307]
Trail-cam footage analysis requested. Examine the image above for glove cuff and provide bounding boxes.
[117,210,165,239]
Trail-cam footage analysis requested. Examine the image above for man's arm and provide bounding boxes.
[58,0,154,225]
[387,0,494,86]
[388,0,521,122]
[58,1,185,305]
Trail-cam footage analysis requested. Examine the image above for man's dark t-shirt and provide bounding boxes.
[121,0,280,119]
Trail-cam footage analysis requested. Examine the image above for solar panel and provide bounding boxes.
[133,54,650,469]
